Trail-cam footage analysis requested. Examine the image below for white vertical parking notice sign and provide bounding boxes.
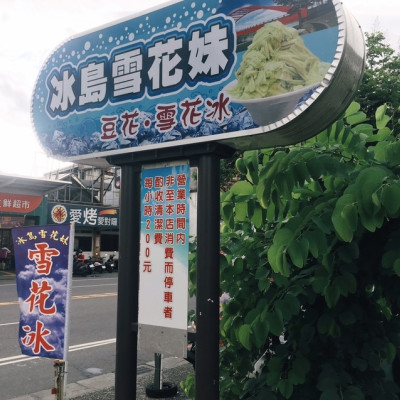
[138,161,190,357]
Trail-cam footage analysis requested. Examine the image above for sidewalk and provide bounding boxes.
[10,357,194,400]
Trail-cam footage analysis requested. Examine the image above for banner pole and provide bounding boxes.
[62,223,74,399]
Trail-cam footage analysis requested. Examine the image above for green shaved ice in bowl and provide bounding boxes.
[225,21,330,126]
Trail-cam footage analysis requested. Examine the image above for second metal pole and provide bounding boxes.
[196,153,221,399]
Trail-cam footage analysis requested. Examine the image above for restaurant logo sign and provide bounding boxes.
[31,0,365,162]
[48,203,119,228]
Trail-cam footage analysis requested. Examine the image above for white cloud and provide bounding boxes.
[0,0,170,177]
[344,0,400,50]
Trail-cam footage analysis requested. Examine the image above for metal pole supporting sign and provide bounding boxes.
[115,164,141,399]
[196,153,221,399]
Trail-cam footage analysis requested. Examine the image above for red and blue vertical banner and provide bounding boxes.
[138,162,190,357]
[12,224,74,360]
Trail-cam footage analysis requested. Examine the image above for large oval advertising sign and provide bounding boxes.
[31,0,365,165]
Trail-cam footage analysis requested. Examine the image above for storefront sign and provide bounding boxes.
[0,216,25,228]
[48,203,119,228]
[138,162,190,357]
[0,193,42,214]
[12,224,74,359]
[31,0,365,164]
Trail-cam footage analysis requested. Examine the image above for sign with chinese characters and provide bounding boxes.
[31,0,365,164]
[48,203,119,228]
[138,162,190,357]
[0,193,43,214]
[12,224,74,360]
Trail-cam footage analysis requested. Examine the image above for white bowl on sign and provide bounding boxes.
[224,80,319,127]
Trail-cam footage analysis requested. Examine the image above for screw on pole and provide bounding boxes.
[53,359,65,400]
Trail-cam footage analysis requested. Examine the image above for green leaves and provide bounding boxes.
[385,342,397,364]
[289,356,310,385]
[267,224,309,273]
[252,316,269,348]
[381,183,400,216]
[268,243,289,276]
[218,99,400,399]
[221,191,234,229]
[375,104,391,129]
[332,193,357,242]
[238,324,252,350]
[287,239,309,268]
[278,379,293,399]
[343,386,365,400]
[267,358,283,386]
[331,166,400,240]
[346,110,368,126]
[266,310,284,337]
[333,272,357,296]
[230,180,254,196]
[265,354,311,399]
[282,293,301,317]
[324,285,341,309]
[220,176,268,230]
[236,151,260,184]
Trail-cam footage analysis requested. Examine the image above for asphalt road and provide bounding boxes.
[0,273,155,400]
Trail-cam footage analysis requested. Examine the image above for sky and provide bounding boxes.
[0,0,399,178]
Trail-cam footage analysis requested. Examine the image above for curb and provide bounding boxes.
[0,270,16,280]
[8,373,115,400]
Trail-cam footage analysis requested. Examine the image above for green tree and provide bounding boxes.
[355,32,400,133]
[216,101,400,399]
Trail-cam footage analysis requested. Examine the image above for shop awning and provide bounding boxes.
[0,174,71,196]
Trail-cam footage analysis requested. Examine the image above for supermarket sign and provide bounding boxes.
[31,0,365,165]
[0,193,43,214]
